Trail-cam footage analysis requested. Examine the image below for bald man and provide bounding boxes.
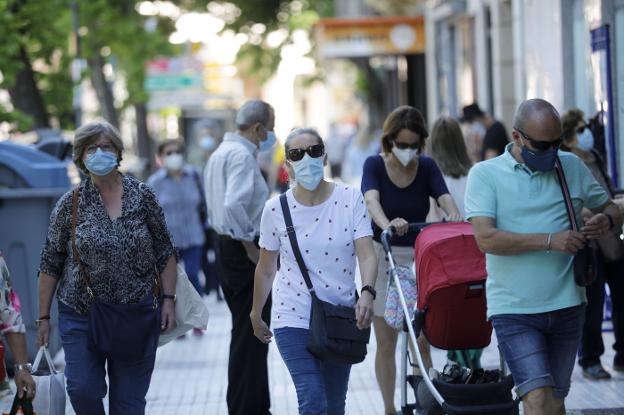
[464,98,622,415]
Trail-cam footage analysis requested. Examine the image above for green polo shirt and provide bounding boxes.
[465,145,609,317]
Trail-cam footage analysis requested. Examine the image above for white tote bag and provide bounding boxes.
[158,264,210,346]
[31,346,66,415]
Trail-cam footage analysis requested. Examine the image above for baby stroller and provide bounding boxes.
[380,222,519,415]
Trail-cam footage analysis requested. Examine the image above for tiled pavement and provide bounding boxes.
[1,294,622,414]
[147,296,624,414]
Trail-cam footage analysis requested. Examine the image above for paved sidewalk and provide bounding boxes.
[145,295,624,414]
[1,295,622,414]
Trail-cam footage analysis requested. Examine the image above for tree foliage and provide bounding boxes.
[0,0,190,131]
[224,0,333,84]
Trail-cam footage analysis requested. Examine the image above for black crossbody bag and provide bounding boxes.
[279,193,370,364]
[554,157,598,287]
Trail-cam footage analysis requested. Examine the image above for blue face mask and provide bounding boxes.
[259,131,276,152]
[577,128,594,152]
[85,148,118,176]
[291,154,324,191]
[521,145,558,172]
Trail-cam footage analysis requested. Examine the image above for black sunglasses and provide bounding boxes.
[393,141,420,150]
[164,150,183,156]
[287,144,325,162]
[515,128,562,152]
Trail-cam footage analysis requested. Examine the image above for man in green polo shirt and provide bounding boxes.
[465,98,622,415]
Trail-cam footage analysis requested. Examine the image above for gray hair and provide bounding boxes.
[285,127,324,152]
[513,98,560,132]
[73,120,124,173]
[235,100,272,130]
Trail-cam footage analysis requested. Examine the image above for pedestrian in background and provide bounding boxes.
[361,106,462,415]
[428,116,473,218]
[466,99,621,415]
[561,108,624,380]
[251,128,377,415]
[427,116,485,369]
[147,139,206,309]
[204,100,275,415]
[461,103,510,161]
[0,252,36,401]
[37,121,177,415]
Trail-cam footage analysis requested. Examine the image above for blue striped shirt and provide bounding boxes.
[147,166,205,250]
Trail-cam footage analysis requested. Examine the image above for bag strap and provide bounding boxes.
[71,188,95,299]
[9,394,33,415]
[279,193,315,294]
[32,346,57,374]
[554,156,579,232]
[590,149,616,198]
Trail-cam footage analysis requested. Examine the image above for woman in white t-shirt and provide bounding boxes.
[250,128,378,415]
[428,116,473,219]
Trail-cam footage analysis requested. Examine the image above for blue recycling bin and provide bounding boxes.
[0,140,71,362]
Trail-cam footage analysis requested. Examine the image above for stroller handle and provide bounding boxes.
[380,222,434,254]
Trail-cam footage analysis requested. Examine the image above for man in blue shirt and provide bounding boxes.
[465,99,621,415]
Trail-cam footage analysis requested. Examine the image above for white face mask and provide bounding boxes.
[576,128,594,152]
[291,154,325,191]
[164,153,184,171]
[391,147,418,167]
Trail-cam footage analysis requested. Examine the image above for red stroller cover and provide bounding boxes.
[414,222,491,349]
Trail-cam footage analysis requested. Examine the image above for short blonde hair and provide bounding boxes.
[72,121,124,173]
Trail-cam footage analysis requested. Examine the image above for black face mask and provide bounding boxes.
[521,144,558,172]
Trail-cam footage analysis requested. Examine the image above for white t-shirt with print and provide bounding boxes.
[259,183,373,330]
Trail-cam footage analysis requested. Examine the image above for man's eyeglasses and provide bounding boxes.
[393,141,420,150]
[287,144,325,161]
[515,128,562,152]
[86,143,116,155]
[577,124,588,134]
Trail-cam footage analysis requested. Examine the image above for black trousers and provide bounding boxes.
[217,234,271,415]
[579,254,624,368]
[202,228,222,297]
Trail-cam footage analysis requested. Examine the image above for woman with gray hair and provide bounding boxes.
[251,128,378,414]
[37,120,177,415]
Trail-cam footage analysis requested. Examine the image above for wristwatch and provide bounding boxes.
[361,285,377,300]
[14,363,32,373]
[162,294,176,302]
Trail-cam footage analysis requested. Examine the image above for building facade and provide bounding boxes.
[426,0,624,187]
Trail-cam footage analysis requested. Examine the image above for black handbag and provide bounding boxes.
[4,393,34,415]
[279,193,370,364]
[70,188,161,361]
[555,157,598,287]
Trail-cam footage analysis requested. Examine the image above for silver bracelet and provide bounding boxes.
[546,233,552,253]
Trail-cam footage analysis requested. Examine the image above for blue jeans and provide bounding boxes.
[58,302,157,415]
[274,327,351,415]
[180,245,203,295]
[491,304,585,399]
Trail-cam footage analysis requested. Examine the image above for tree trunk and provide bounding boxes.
[134,103,154,179]
[88,52,119,128]
[7,45,51,129]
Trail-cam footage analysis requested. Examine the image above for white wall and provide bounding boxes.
[516,0,565,111]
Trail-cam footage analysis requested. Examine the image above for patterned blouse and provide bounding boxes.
[0,252,26,335]
[39,174,176,315]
